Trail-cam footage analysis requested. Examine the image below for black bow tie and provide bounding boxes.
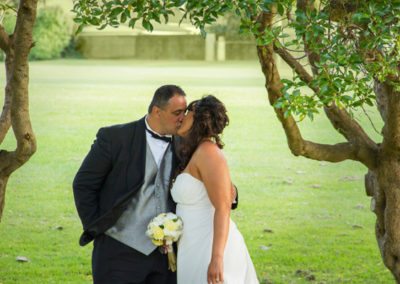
[146,128,172,143]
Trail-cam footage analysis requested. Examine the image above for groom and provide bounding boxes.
[73,85,187,283]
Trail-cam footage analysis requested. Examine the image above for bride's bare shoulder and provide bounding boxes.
[195,141,225,162]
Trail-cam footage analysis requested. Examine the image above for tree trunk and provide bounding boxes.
[255,6,400,282]
[366,157,400,282]
[365,82,400,282]
[0,0,38,221]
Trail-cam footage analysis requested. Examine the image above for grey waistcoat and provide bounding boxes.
[105,142,173,255]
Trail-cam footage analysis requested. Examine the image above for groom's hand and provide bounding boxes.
[231,183,238,210]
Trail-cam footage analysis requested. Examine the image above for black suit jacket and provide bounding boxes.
[73,117,178,246]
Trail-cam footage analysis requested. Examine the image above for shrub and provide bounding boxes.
[0,6,73,61]
[30,6,72,60]
[2,13,16,34]
[0,14,17,61]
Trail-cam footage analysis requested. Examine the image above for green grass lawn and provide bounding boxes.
[0,59,393,283]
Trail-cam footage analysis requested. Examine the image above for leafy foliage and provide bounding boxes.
[271,1,400,120]
[73,0,400,120]
[72,0,258,35]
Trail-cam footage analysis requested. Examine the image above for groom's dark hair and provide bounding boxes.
[148,84,186,113]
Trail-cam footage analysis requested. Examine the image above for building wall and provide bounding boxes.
[135,35,205,60]
[76,33,257,60]
[226,41,258,60]
[76,35,137,59]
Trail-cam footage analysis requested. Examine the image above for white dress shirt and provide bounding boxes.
[145,116,172,168]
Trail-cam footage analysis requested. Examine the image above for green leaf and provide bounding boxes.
[274,40,282,48]
[73,17,83,24]
[307,111,314,121]
[92,8,103,16]
[365,99,374,106]
[128,18,137,28]
[274,101,284,109]
[110,7,124,17]
[75,24,84,35]
[277,3,284,16]
[99,23,108,30]
[88,17,101,26]
[142,19,154,31]
[352,12,370,24]
[279,33,290,38]
[281,79,293,85]
[163,13,169,23]
[120,11,127,23]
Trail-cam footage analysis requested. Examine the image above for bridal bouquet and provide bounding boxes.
[146,212,183,272]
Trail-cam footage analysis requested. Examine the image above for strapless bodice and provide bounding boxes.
[171,173,213,209]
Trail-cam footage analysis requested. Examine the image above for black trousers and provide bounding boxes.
[92,234,176,284]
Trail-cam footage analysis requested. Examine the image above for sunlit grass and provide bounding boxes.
[0,59,392,283]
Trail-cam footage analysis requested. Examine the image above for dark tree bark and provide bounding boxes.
[0,0,38,220]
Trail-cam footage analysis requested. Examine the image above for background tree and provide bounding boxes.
[74,0,400,281]
[1,4,73,61]
[0,0,38,220]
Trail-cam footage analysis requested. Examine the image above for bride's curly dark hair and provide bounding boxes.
[176,95,229,173]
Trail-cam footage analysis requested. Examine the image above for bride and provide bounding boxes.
[171,95,259,284]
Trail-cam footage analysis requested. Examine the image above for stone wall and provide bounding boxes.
[77,34,205,60]
[226,41,257,60]
[76,33,257,60]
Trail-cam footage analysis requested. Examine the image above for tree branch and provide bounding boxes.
[274,39,378,168]
[300,141,364,162]
[256,9,377,169]
[0,36,14,145]
[13,0,37,66]
[381,82,400,151]
[278,0,379,168]
[0,90,12,145]
[273,46,315,91]
[323,105,378,168]
[0,25,10,53]
[374,80,389,124]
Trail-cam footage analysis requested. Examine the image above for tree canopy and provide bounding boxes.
[73,0,399,120]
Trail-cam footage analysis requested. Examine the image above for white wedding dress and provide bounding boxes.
[171,173,259,284]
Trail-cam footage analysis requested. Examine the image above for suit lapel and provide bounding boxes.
[126,117,146,192]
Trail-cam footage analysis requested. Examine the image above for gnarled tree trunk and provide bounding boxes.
[367,81,400,282]
[0,0,38,220]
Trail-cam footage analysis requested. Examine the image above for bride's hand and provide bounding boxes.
[207,256,224,284]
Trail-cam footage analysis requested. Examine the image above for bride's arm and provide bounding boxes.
[196,142,232,284]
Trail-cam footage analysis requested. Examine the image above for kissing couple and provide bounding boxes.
[73,85,259,284]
